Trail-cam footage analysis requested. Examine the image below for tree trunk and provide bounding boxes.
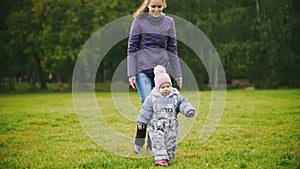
[256,0,260,22]
[56,73,65,91]
[9,76,15,90]
[31,72,37,90]
[33,54,47,89]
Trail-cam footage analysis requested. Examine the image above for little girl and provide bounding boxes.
[137,65,195,166]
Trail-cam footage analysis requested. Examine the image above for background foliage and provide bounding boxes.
[0,0,299,90]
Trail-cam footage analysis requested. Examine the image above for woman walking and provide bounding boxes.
[127,0,183,154]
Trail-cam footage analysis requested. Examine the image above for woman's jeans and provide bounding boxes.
[136,73,154,103]
[135,72,154,149]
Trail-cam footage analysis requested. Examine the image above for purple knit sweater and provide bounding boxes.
[127,13,182,79]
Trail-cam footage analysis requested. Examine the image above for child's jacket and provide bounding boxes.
[137,87,195,128]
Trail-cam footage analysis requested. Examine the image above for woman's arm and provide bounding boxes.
[167,18,182,81]
[127,18,141,78]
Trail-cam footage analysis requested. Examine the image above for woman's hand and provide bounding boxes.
[129,76,136,90]
[176,78,183,89]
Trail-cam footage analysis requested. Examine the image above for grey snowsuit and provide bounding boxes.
[137,87,195,162]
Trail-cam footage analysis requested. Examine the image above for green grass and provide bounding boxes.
[0,90,299,168]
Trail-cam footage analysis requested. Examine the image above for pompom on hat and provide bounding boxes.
[154,65,172,89]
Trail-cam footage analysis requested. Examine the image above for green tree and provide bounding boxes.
[1,0,299,91]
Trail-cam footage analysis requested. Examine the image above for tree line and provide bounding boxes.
[0,0,299,91]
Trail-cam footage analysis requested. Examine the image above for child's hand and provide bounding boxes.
[186,110,195,117]
[138,125,143,130]
[138,123,145,130]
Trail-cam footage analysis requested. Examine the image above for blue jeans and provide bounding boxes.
[135,72,154,148]
[136,72,154,103]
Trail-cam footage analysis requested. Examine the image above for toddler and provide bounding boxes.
[137,65,195,166]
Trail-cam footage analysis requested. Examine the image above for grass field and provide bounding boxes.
[0,89,299,168]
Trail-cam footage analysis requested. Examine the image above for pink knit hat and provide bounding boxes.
[154,65,172,89]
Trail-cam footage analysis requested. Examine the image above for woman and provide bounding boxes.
[127,0,183,154]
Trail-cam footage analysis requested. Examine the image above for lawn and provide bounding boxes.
[0,89,299,168]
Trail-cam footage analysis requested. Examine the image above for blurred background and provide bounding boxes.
[0,0,299,92]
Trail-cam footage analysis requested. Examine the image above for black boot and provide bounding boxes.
[134,125,146,154]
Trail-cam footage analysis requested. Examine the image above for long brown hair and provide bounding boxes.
[133,0,167,18]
